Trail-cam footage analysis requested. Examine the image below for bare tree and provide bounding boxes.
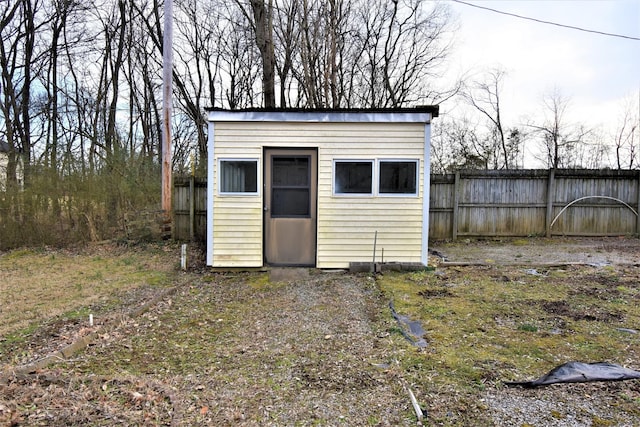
[297,0,327,107]
[431,115,497,171]
[216,2,260,109]
[463,68,512,169]
[613,94,639,169]
[135,0,222,159]
[59,7,94,177]
[348,0,455,108]
[573,126,609,169]
[234,0,276,107]
[529,89,593,169]
[293,0,353,108]
[2,0,459,181]
[127,30,162,163]
[38,0,91,174]
[0,0,44,187]
[227,0,456,109]
[173,0,223,156]
[272,0,298,107]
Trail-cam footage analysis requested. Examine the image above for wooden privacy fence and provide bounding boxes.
[173,176,208,242]
[430,169,640,239]
[174,170,640,241]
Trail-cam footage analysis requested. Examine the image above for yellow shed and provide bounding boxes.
[206,107,438,269]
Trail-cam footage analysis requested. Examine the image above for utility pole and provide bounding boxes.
[162,0,173,236]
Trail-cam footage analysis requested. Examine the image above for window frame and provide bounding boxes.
[270,154,312,218]
[332,159,375,196]
[377,159,420,197]
[217,158,260,196]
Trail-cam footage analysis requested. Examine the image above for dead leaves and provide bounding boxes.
[0,372,179,426]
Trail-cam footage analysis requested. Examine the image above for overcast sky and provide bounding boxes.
[440,0,640,142]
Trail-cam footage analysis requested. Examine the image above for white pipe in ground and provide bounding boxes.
[181,244,187,270]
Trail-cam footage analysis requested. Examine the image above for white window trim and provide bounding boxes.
[217,158,260,196]
[332,159,375,196]
[377,159,420,197]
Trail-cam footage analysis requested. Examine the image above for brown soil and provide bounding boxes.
[540,300,624,322]
[432,236,640,266]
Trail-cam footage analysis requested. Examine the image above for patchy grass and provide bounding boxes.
[46,273,416,425]
[1,242,639,425]
[0,244,176,338]
[377,264,640,424]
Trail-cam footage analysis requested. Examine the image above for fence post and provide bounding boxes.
[637,171,640,235]
[452,171,460,241]
[189,175,195,241]
[545,169,556,237]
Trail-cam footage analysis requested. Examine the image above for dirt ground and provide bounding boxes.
[1,271,418,426]
[431,236,640,266]
[1,238,639,426]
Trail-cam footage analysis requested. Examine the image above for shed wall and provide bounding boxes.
[211,121,427,268]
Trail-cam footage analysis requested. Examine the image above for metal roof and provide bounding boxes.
[206,106,439,124]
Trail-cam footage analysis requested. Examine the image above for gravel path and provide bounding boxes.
[2,272,423,426]
[484,384,640,427]
[172,273,417,425]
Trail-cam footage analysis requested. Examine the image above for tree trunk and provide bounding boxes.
[250,0,276,107]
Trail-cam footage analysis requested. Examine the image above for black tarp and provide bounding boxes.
[389,301,428,348]
[505,361,640,388]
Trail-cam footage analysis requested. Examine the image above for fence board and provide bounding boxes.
[173,177,207,241]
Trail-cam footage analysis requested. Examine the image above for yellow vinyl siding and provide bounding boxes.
[211,120,427,269]
[211,139,262,267]
[317,196,424,269]
[211,198,262,267]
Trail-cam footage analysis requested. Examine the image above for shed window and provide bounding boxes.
[334,161,373,194]
[271,156,311,217]
[379,160,418,195]
[219,159,258,194]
